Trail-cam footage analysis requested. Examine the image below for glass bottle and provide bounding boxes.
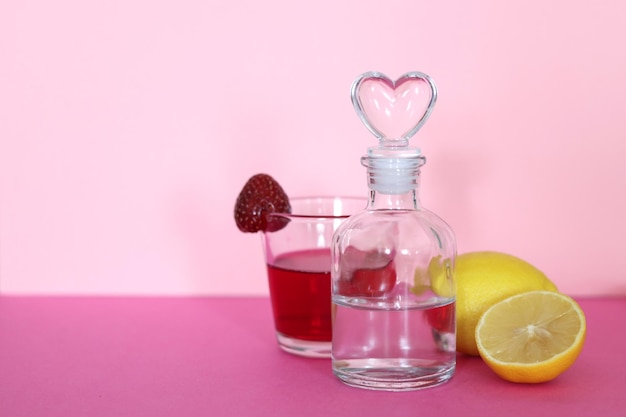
[331,71,457,391]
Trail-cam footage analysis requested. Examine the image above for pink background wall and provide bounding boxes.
[1,0,625,296]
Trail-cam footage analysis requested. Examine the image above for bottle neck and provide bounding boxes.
[362,153,425,211]
[367,180,421,211]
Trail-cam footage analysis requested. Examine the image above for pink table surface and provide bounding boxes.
[0,296,624,417]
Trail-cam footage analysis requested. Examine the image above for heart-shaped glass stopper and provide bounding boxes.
[351,71,437,147]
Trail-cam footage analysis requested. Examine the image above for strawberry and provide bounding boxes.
[234,173,291,233]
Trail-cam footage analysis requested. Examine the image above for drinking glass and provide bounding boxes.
[261,196,365,358]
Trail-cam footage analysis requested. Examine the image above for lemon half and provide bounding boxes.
[475,291,586,383]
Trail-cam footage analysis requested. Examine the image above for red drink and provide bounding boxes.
[267,248,332,342]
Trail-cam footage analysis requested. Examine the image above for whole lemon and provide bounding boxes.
[454,251,558,356]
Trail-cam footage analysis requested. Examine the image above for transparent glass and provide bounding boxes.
[331,70,456,390]
[262,196,366,358]
[331,164,457,390]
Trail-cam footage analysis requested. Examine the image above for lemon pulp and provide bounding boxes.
[475,291,586,383]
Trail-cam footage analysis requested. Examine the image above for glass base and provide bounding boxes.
[333,359,455,391]
[276,333,331,358]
